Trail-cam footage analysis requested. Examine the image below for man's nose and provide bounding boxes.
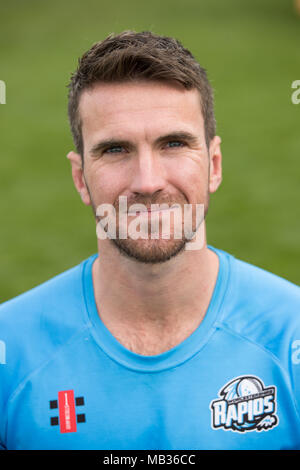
[129,151,167,196]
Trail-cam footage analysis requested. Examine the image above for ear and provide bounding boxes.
[66,151,91,206]
[208,136,222,194]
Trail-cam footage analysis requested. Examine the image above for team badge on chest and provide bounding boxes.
[210,375,278,432]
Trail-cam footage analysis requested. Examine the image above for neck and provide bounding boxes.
[92,237,219,355]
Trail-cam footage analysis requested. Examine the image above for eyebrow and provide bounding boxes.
[89,131,199,156]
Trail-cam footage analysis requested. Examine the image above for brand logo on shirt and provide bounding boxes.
[210,375,278,433]
[49,390,86,433]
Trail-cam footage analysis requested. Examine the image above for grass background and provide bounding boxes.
[0,0,299,302]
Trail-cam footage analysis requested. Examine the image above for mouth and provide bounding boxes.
[129,208,170,215]
[127,204,182,216]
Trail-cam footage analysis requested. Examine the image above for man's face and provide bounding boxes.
[68,80,222,263]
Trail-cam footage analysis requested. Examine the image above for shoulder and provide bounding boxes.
[228,251,300,319]
[0,255,96,394]
[215,246,300,314]
[216,247,300,364]
[0,257,88,331]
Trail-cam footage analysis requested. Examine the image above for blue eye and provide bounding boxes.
[104,146,124,154]
[167,141,185,148]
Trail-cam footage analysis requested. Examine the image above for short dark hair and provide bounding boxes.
[67,30,216,159]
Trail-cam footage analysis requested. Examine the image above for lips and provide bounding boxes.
[128,206,181,215]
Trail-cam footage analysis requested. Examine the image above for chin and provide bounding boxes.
[111,237,187,264]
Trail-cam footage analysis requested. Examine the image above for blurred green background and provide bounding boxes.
[0,0,299,302]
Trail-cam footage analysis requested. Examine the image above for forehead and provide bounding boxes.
[78,81,204,144]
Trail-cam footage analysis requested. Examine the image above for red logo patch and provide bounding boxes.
[49,391,86,432]
[58,390,77,433]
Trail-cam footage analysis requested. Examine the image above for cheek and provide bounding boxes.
[186,175,209,203]
[85,167,123,205]
[168,159,209,202]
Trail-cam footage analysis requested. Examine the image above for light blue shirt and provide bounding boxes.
[0,246,299,449]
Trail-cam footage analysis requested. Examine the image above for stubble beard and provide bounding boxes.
[112,230,187,264]
[112,204,209,264]
[86,183,209,264]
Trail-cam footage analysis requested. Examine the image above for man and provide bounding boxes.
[0,30,299,450]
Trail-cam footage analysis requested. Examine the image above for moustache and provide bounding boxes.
[114,194,188,213]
